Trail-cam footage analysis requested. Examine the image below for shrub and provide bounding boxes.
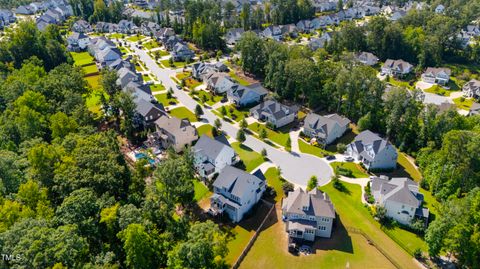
[335,166,353,177]
[413,248,423,259]
[282,182,294,194]
[336,143,346,153]
[307,176,318,191]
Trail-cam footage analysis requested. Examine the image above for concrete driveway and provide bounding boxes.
[132,46,334,187]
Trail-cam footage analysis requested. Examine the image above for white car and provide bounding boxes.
[344,156,354,162]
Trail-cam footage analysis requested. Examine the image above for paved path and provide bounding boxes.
[132,46,333,187]
[289,129,301,152]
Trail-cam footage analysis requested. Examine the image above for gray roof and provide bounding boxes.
[250,100,298,121]
[228,83,268,100]
[304,113,350,138]
[133,98,164,117]
[382,59,413,72]
[282,188,335,218]
[213,165,264,198]
[371,176,423,207]
[154,115,197,140]
[350,130,392,156]
[193,135,232,160]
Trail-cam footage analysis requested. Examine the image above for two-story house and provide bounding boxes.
[209,166,266,223]
[67,32,90,51]
[193,135,237,178]
[282,188,336,242]
[170,42,194,61]
[355,52,379,66]
[205,72,236,94]
[346,130,398,170]
[250,100,298,128]
[381,59,413,77]
[462,79,480,99]
[227,83,268,108]
[371,176,429,225]
[303,113,351,145]
[421,67,451,85]
[152,115,198,153]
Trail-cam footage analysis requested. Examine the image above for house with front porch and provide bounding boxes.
[421,67,451,85]
[227,83,268,108]
[282,188,335,242]
[303,113,350,145]
[346,130,398,170]
[193,135,237,178]
[250,100,298,128]
[209,166,266,223]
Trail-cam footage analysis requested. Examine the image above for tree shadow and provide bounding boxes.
[310,215,353,254]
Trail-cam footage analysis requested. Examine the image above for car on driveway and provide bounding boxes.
[325,155,335,161]
[344,156,354,162]
[176,84,182,90]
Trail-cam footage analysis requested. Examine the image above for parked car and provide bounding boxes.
[344,156,354,162]
[176,84,182,90]
[326,155,336,161]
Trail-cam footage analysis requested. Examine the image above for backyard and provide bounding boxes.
[193,180,211,202]
[71,51,94,66]
[168,106,197,122]
[453,97,474,110]
[82,64,99,75]
[231,142,264,172]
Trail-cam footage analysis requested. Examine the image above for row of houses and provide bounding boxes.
[15,0,68,15]
[35,0,73,31]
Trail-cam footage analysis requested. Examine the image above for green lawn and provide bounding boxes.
[142,74,152,82]
[169,106,197,122]
[150,84,165,93]
[160,59,187,69]
[193,180,211,202]
[331,162,369,178]
[143,40,160,50]
[231,142,264,172]
[264,168,284,203]
[135,64,144,72]
[248,122,290,148]
[192,90,222,106]
[71,52,94,66]
[229,70,250,86]
[397,153,422,181]
[318,182,426,266]
[215,105,248,122]
[153,50,169,57]
[82,64,98,75]
[423,84,456,96]
[453,97,474,110]
[127,34,146,42]
[85,88,107,116]
[154,93,178,106]
[108,33,124,39]
[119,46,129,55]
[298,139,330,158]
[85,74,101,89]
[388,76,414,90]
[197,124,214,137]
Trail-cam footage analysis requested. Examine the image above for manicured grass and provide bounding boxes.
[85,74,101,89]
[215,105,248,122]
[82,64,98,75]
[331,162,369,178]
[108,33,124,39]
[154,93,177,106]
[423,84,456,96]
[127,34,146,42]
[85,88,107,115]
[197,124,214,137]
[150,84,165,93]
[318,182,425,267]
[388,76,414,90]
[142,74,152,82]
[298,139,328,158]
[169,106,197,122]
[160,59,187,68]
[264,168,284,203]
[297,110,307,121]
[153,50,169,57]
[248,122,290,148]
[229,70,250,86]
[135,64,144,72]
[143,40,160,50]
[176,72,190,81]
[118,46,129,54]
[453,97,474,110]
[193,180,211,202]
[231,142,264,172]
[192,90,222,106]
[397,152,422,181]
[71,51,94,66]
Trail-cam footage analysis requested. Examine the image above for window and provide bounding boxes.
[318,226,326,231]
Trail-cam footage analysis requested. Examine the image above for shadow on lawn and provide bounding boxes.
[311,216,353,254]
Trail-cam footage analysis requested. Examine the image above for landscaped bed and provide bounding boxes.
[453,97,474,110]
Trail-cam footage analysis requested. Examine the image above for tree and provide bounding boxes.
[195,104,204,119]
[261,148,267,158]
[336,143,346,153]
[237,32,267,76]
[236,129,246,143]
[49,112,78,139]
[240,118,248,129]
[259,128,268,140]
[282,181,294,194]
[307,176,318,191]
[286,136,292,150]
[214,118,222,130]
[220,106,227,117]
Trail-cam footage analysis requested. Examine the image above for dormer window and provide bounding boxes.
[302,206,309,211]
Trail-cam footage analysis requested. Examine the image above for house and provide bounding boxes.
[141,21,160,35]
[15,5,34,15]
[307,32,332,51]
[296,19,312,32]
[152,115,198,152]
[67,32,90,51]
[434,4,445,14]
[72,19,92,33]
[421,67,451,85]
[227,83,268,107]
[389,10,406,21]
[117,20,136,34]
[371,176,429,225]
[280,24,298,38]
[462,79,480,99]
[282,188,335,242]
[205,72,236,94]
[170,42,194,61]
[250,100,298,128]
[163,35,182,50]
[468,102,480,116]
[193,135,237,178]
[123,81,154,103]
[381,59,413,77]
[133,98,166,127]
[192,62,228,81]
[154,28,175,43]
[116,67,141,88]
[209,166,266,222]
[226,28,245,45]
[355,52,379,66]
[94,22,118,33]
[261,25,283,40]
[0,10,15,28]
[303,113,350,145]
[97,47,121,67]
[346,130,398,170]
[466,25,480,37]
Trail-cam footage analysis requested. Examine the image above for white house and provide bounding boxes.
[462,79,480,99]
[421,67,451,85]
[434,4,445,14]
[193,135,237,178]
[303,113,350,145]
[67,32,90,51]
[282,188,336,242]
[346,130,398,170]
[371,176,429,225]
[209,166,266,223]
[382,59,413,76]
[250,100,298,128]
